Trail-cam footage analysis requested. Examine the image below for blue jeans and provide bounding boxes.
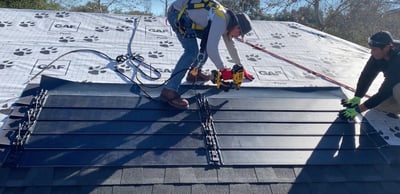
[165,8,199,92]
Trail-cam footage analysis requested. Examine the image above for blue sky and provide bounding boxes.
[151,0,166,16]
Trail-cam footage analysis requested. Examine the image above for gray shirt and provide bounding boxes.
[171,0,242,69]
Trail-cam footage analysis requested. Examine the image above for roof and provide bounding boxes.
[0,8,400,194]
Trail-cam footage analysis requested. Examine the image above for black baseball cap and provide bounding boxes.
[368,31,394,48]
[236,13,252,36]
[226,10,252,37]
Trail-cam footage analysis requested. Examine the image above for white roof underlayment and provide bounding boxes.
[0,8,398,145]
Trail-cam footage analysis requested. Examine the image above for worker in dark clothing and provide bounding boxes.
[340,31,400,119]
[160,0,254,109]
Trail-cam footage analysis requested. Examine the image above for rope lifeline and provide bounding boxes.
[237,38,371,98]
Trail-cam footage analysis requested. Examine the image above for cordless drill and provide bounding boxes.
[211,64,244,91]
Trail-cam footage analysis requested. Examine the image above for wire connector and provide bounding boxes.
[116,55,128,64]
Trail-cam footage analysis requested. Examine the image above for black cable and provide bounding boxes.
[26,46,196,103]
[25,16,205,103]
[27,49,115,83]
[112,67,155,100]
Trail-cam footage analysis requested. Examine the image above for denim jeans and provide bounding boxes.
[164,8,199,92]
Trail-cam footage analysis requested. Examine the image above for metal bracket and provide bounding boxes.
[196,93,222,165]
[12,89,48,150]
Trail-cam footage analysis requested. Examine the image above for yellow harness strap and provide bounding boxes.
[177,0,226,33]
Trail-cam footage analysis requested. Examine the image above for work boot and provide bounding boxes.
[186,68,211,82]
[160,88,189,109]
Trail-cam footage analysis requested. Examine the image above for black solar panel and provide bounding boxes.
[0,77,389,167]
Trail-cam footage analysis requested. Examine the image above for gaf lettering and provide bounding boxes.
[259,70,282,76]
[54,24,75,29]
[38,64,66,69]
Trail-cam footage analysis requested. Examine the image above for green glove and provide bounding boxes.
[341,96,361,108]
[339,107,360,119]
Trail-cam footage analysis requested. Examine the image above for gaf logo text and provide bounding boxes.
[49,21,80,32]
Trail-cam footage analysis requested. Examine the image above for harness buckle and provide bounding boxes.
[197,52,206,64]
[192,51,207,69]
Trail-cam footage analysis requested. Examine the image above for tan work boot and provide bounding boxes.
[160,88,189,109]
[186,68,211,82]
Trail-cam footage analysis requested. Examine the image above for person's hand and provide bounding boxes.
[339,107,360,119]
[341,96,361,108]
[243,68,254,81]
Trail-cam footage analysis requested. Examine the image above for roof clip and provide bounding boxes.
[31,89,48,111]
[196,93,223,165]
[12,89,47,150]
[13,123,24,148]
[205,135,217,147]
[27,109,36,124]
[209,150,220,162]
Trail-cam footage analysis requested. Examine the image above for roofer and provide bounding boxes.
[340,31,400,119]
[160,0,254,109]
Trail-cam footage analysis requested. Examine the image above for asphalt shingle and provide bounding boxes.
[339,165,383,182]
[255,167,297,183]
[310,183,350,194]
[217,167,258,183]
[80,186,113,194]
[152,184,175,194]
[112,185,153,194]
[294,166,347,183]
[229,183,273,194]
[170,185,192,194]
[190,184,208,194]
[345,182,385,194]
[120,167,145,185]
[79,167,122,185]
[270,183,311,194]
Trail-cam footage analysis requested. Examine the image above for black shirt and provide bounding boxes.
[355,49,400,109]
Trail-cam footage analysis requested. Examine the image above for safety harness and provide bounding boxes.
[178,0,228,67]
[177,0,226,33]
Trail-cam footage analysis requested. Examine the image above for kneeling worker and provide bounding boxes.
[340,31,400,119]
